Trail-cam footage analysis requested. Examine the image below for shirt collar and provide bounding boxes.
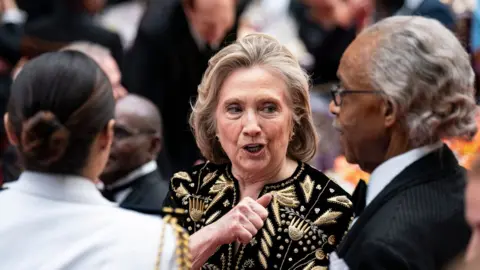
[366,141,444,206]
[9,171,113,206]
[108,160,157,189]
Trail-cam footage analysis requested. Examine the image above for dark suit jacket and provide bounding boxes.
[290,1,357,85]
[119,170,169,212]
[337,145,471,270]
[123,0,251,173]
[22,12,123,66]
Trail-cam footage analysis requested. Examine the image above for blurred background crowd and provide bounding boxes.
[0,0,478,192]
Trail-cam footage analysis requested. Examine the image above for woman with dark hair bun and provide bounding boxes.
[0,51,186,270]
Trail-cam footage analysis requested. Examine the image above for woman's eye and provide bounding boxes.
[261,103,277,113]
[226,104,242,114]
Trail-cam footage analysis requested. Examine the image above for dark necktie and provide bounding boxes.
[352,179,367,217]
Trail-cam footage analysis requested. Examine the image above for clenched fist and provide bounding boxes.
[210,194,272,245]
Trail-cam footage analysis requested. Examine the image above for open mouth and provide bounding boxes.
[243,144,265,154]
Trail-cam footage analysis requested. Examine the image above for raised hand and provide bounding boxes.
[211,194,272,245]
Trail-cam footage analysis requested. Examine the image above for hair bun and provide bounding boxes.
[21,111,70,166]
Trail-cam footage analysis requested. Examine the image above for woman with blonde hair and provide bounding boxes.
[163,33,354,269]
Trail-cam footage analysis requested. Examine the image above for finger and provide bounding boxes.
[256,194,272,208]
[248,200,269,220]
[240,215,259,236]
[235,226,253,244]
[247,211,265,229]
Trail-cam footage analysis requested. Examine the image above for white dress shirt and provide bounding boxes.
[329,141,444,270]
[0,171,178,270]
[109,160,157,204]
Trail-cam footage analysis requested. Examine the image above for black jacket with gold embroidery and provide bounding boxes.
[163,161,354,270]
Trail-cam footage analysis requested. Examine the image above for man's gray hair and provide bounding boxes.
[363,16,477,146]
[61,41,112,63]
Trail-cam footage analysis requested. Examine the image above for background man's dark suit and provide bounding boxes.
[20,1,123,66]
[118,170,169,212]
[123,0,251,173]
[337,145,471,269]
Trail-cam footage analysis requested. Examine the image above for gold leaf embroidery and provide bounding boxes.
[312,267,328,270]
[300,175,314,203]
[303,261,315,270]
[189,197,205,222]
[262,229,272,247]
[173,171,192,182]
[205,211,221,225]
[313,209,343,226]
[201,171,217,188]
[288,216,311,241]
[174,183,189,198]
[209,174,233,194]
[327,195,353,208]
[258,251,268,269]
[205,175,234,212]
[272,185,300,208]
[266,218,276,236]
[272,196,281,225]
[260,238,270,256]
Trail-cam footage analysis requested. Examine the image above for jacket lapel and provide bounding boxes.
[337,145,462,256]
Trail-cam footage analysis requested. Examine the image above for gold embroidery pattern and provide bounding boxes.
[327,195,353,208]
[241,259,255,270]
[174,183,190,198]
[288,216,311,241]
[313,209,343,226]
[202,264,220,270]
[201,171,217,188]
[312,266,328,270]
[189,197,206,222]
[258,251,268,269]
[173,171,192,182]
[205,210,221,225]
[206,175,234,212]
[303,261,315,270]
[270,185,300,225]
[256,218,275,269]
[315,249,325,260]
[300,175,314,203]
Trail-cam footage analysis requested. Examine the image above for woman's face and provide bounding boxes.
[215,66,293,175]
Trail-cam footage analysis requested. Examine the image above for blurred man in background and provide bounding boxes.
[100,94,169,212]
[123,0,252,173]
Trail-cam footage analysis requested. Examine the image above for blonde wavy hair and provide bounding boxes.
[190,33,318,164]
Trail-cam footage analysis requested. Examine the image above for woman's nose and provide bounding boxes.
[242,111,261,137]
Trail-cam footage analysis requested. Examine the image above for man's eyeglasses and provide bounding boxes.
[113,124,157,139]
[330,84,383,106]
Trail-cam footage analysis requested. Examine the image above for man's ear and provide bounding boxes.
[384,99,397,128]
[149,134,162,159]
[4,113,19,146]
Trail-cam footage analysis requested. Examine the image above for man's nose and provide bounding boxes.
[242,111,261,137]
[329,100,340,115]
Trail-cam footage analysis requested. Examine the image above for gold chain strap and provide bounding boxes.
[158,207,191,270]
[155,220,167,270]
